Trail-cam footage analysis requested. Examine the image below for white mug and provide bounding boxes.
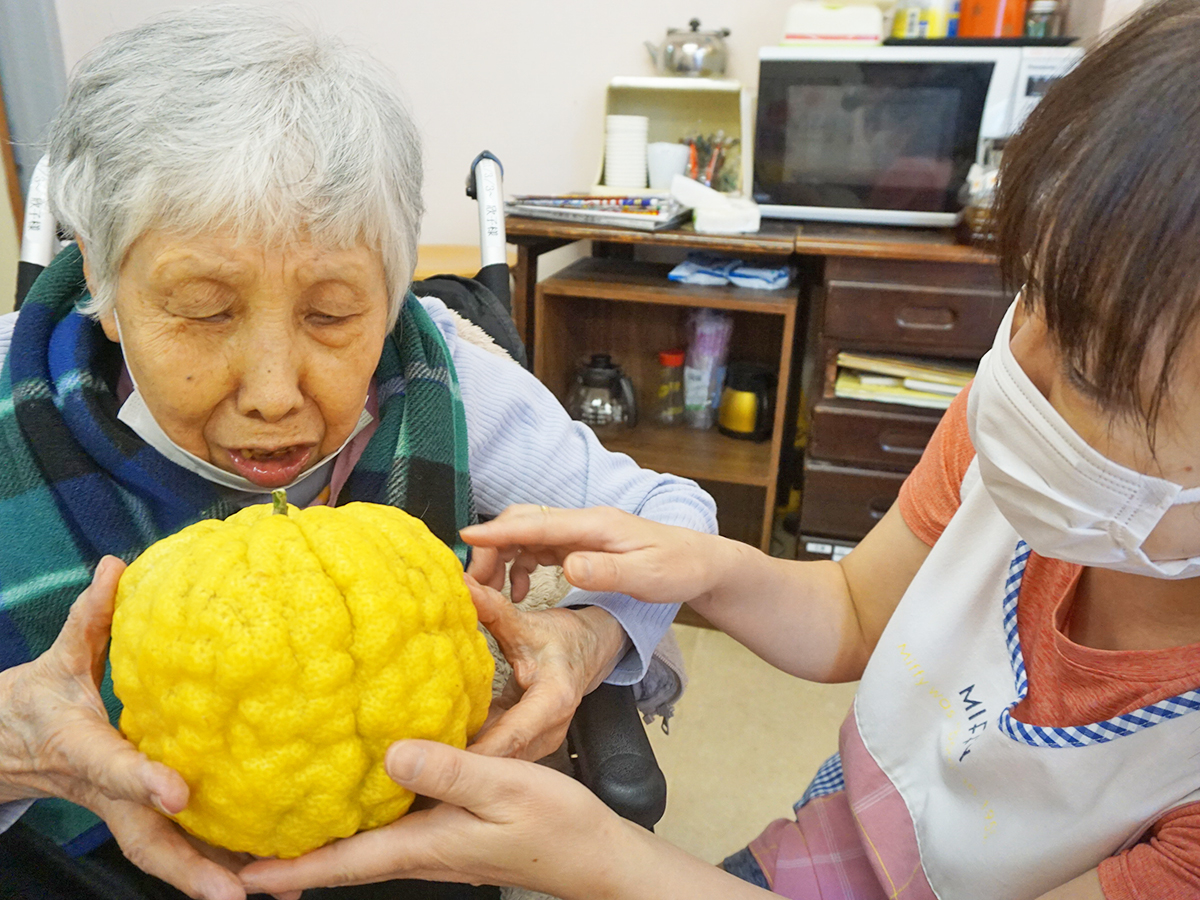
[647,142,691,190]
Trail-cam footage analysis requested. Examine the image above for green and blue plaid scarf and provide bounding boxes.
[0,245,474,853]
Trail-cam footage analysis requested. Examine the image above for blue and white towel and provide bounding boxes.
[728,263,794,290]
[668,252,794,290]
[668,252,743,285]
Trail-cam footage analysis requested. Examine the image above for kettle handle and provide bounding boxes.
[619,374,638,427]
[755,388,771,440]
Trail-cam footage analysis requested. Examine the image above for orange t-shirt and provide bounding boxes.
[897,386,1200,900]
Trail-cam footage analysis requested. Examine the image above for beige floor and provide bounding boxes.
[644,624,859,865]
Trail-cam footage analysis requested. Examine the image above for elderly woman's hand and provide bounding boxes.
[0,557,186,810]
[462,570,627,761]
[461,506,733,763]
[0,557,296,900]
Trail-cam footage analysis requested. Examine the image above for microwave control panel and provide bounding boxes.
[1010,47,1085,134]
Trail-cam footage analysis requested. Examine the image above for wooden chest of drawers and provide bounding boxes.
[798,256,1008,552]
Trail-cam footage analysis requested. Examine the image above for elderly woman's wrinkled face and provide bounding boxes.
[95,229,390,488]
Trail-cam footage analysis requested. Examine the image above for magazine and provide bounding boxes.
[505,195,692,232]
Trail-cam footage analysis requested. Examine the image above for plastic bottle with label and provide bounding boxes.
[683,309,733,430]
[656,349,686,426]
[892,0,959,38]
[1025,0,1062,36]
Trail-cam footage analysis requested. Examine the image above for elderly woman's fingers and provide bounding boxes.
[466,676,574,761]
[52,555,125,685]
[0,556,190,814]
[467,577,574,759]
[467,676,522,752]
[61,716,189,814]
[464,574,518,640]
[464,546,506,592]
[99,798,247,900]
[55,561,189,812]
[464,580,623,761]
[507,549,540,602]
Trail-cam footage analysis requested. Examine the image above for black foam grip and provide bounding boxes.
[15,261,45,310]
[568,683,667,831]
[472,264,512,313]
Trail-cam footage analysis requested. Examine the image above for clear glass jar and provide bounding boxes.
[1025,0,1062,38]
[655,349,685,426]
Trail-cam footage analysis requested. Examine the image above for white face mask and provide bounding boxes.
[112,311,372,496]
[968,299,1200,579]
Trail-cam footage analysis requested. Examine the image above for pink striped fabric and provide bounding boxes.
[747,711,935,899]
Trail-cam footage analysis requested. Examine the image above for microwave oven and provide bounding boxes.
[752,44,1083,226]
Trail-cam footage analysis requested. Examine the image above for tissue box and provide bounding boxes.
[593,76,753,196]
[783,1,886,45]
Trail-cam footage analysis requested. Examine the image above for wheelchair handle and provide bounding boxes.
[466,151,507,270]
[16,157,57,309]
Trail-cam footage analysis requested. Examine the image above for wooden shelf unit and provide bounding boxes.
[535,257,799,551]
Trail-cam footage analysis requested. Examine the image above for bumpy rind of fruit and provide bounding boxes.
[109,498,494,858]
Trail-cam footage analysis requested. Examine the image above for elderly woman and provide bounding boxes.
[0,7,715,900]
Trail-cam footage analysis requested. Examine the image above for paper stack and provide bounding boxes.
[834,352,976,410]
[505,195,692,232]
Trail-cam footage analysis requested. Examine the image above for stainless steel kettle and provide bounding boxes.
[645,19,731,78]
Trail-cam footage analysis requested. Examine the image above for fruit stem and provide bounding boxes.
[272,489,288,516]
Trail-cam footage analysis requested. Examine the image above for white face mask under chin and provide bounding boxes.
[968,299,1200,579]
[111,311,372,495]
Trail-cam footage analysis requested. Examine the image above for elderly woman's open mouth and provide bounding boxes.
[227,444,317,488]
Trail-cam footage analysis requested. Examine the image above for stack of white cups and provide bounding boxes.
[604,115,649,189]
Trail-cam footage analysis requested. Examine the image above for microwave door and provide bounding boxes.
[754,58,994,226]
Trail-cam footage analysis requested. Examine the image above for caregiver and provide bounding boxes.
[0,6,715,900]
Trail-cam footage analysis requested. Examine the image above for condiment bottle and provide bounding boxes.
[656,349,686,426]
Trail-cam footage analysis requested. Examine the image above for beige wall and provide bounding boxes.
[1067,0,1149,41]
[1,176,16,314]
[37,0,1135,255]
[52,0,795,247]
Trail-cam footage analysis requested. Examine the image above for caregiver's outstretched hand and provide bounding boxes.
[240,740,625,896]
[460,504,737,607]
[238,740,773,900]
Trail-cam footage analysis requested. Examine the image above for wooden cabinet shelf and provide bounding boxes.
[541,258,797,315]
[534,256,800,551]
[590,423,773,487]
[507,215,1004,560]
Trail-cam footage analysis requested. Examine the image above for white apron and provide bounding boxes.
[854,461,1200,900]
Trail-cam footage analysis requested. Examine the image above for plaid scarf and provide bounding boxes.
[0,245,474,853]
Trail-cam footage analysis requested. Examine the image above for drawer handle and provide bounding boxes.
[896,306,956,331]
[868,498,894,520]
[878,430,928,457]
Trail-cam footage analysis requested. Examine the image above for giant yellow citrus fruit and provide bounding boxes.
[110,495,494,858]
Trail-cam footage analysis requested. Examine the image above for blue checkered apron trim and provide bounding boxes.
[794,752,846,811]
[998,541,1200,747]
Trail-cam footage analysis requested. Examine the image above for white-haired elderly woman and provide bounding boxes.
[0,7,715,900]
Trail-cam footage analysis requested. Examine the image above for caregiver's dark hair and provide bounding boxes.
[995,0,1200,432]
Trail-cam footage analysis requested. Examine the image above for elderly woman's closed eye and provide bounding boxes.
[0,6,718,900]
